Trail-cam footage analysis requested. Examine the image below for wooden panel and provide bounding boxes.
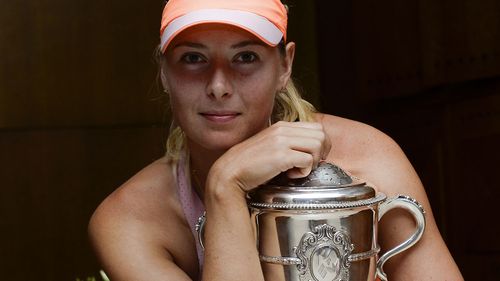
[352,0,422,99]
[447,133,500,279]
[444,94,500,280]
[326,0,500,102]
[460,255,500,281]
[420,0,500,87]
[315,0,357,117]
[0,0,165,128]
[0,126,166,280]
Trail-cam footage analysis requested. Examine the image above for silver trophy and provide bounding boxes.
[197,162,426,281]
[247,162,426,281]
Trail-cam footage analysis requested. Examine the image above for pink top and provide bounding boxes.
[176,155,205,271]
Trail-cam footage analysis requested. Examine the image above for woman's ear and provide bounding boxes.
[278,42,296,89]
[160,66,170,94]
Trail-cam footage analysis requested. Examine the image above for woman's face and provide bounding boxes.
[162,24,295,152]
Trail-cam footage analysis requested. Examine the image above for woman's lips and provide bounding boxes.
[200,112,240,123]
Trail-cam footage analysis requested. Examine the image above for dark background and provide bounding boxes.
[1,0,499,280]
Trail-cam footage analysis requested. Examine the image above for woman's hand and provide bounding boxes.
[207,121,331,195]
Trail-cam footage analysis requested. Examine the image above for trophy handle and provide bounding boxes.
[376,195,426,281]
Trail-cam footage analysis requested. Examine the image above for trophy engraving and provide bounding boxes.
[311,245,341,281]
[294,224,353,281]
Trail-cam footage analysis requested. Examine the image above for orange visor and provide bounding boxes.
[160,0,288,53]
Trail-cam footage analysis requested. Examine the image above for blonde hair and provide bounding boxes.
[164,79,317,161]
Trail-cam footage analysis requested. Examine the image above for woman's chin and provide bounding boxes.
[187,123,267,153]
[185,133,238,152]
[201,131,250,151]
[203,139,240,151]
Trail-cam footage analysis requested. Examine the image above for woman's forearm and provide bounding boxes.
[201,182,264,281]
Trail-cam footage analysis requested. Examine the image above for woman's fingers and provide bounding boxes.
[255,121,331,176]
[210,121,332,192]
[281,136,323,169]
[286,151,313,179]
[269,121,330,162]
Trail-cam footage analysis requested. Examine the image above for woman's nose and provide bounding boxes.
[206,67,232,99]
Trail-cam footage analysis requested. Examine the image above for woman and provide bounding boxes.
[89,0,463,280]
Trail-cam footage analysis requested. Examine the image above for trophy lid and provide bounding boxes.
[248,162,378,206]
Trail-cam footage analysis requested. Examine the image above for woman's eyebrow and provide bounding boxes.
[231,40,267,49]
[172,42,207,50]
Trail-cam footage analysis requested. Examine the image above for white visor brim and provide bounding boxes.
[160,8,283,52]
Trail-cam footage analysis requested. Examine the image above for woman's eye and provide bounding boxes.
[235,52,259,63]
[180,53,205,64]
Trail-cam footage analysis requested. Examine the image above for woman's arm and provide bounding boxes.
[200,121,330,281]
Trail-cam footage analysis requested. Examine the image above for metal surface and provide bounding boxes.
[251,206,379,281]
[246,162,427,281]
[268,162,355,187]
[249,162,376,204]
[248,193,386,210]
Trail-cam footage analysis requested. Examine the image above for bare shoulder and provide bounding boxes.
[315,113,426,200]
[88,157,197,280]
[318,113,396,147]
[89,157,182,235]
[315,113,405,177]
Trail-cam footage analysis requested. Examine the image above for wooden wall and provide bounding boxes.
[0,1,319,280]
[0,1,167,280]
[316,0,500,279]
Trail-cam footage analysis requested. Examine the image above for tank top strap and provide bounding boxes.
[176,153,205,271]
